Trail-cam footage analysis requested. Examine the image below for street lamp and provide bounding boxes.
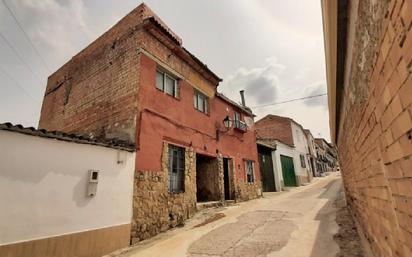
[223,116,232,131]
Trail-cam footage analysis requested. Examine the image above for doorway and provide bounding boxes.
[309,157,316,177]
[223,158,233,200]
[258,145,276,192]
[196,154,220,202]
[280,155,297,186]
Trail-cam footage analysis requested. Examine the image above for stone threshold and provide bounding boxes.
[196,200,236,211]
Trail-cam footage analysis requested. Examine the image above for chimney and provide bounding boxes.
[240,90,246,106]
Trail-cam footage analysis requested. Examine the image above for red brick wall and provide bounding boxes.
[255,115,293,146]
[38,4,171,142]
[37,5,155,141]
[337,1,412,256]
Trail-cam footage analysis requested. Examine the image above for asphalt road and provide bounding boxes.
[110,173,344,257]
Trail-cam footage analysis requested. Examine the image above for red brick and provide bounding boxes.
[391,94,404,118]
[388,70,403,97]
[397,178,412,197]
[400,157,412,177]
[387,141,404,162]
[399,132,412,157]
[398,77,412,108]
[386,161,403,178]
[400,0,412,31]
[381,105,395,131]
[394,195,412,215]
[397,58,410,84]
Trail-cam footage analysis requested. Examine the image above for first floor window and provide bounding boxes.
[193,90,209,114]
[300,154,306,168]
[156,70,179,98]
[168,144,185,193]
[246,160,255,183]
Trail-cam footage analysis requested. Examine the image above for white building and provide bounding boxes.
[256,115,313,188]
[0,123,135,257]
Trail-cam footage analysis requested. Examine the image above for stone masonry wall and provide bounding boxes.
[235,181,262,202]
[231,160,262,202]
[131,143,197,242]
[338,1,412,256]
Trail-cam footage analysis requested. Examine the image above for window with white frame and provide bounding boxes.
[246,160,255,183]
[193,89,209,114]
[156,70,179,98]
[168,144,185,193]
[300,154,306,168]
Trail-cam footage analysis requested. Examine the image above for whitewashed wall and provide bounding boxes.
[291,122,311,178]
[272,141,295,190]
[0,130,135,245]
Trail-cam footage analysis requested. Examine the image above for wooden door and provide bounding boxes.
[258,148,276,192]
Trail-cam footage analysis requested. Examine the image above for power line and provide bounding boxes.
[1,0,50,72]
[250,93,327,109]
[0,32,43,83]
[0,65,40,104]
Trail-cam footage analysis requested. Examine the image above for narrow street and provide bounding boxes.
[110,173,357,257]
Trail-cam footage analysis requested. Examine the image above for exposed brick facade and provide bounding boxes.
[255,115,294,146]
[327,1,412,256]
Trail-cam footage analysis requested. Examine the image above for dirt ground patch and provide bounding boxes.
[334,193,364,257]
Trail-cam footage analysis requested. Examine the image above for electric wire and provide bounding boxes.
[1,0,50,72]
[250,93,327,109]
[0,32,43,83]
[0,65,40,104]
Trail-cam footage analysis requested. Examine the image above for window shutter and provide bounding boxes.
[175,80,180,99]
[156,71,164,90]
[205,98,209,114]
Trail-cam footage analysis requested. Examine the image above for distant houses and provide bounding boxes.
[255,114,338,191]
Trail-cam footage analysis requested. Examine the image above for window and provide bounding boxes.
[168,145,185,193]
[300,154,306,168]
[246,160,255,183]
[193,90,209,114]
[234,111,240,122]
[156,70,178,98]
[233,111,247,131]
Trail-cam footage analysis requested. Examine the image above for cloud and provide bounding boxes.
[9,0,95,69]
[220,57,285,106]
[302,81,328,108]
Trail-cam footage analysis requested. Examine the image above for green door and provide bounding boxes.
[280,155,297,186]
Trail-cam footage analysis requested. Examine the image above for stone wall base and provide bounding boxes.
[235,181,262,202]
[131,144,196,243]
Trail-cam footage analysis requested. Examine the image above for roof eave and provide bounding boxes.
[321,0,348,144]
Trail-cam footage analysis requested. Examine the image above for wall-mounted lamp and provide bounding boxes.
[216,116,233,141]
[223,116,232,131]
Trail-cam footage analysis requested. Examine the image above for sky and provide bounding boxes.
[0,0,331,141]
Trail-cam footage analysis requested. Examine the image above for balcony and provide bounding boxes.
[234,120,247,132]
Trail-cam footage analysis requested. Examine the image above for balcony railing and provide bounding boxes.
[234,120,247,132]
